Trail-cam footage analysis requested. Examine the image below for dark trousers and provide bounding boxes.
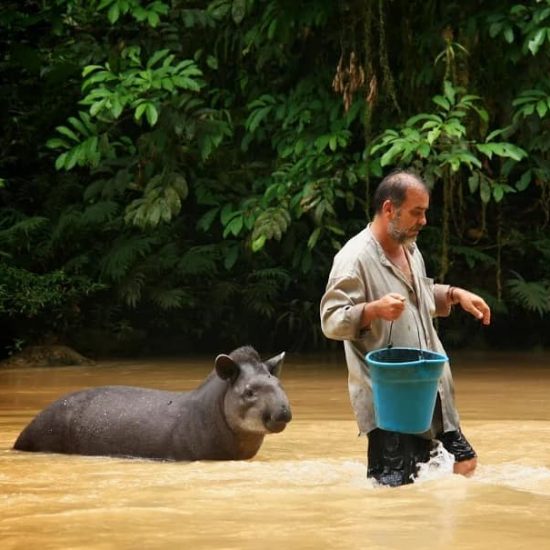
[367,428,432,487]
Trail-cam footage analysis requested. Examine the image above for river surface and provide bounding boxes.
[1,350,550,549]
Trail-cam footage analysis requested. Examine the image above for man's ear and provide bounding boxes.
[215,354,240,382]
[382,199,394,215]
[264,352,285,378]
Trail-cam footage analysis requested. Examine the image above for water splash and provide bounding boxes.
[415,441,455,483]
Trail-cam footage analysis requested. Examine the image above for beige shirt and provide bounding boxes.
[320,225,460,436]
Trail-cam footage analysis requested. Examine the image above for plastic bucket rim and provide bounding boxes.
[365,346,449,368]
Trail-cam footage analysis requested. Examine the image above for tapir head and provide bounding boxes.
[215,346,292,435]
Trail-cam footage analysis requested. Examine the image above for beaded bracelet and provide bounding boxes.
[448,286,458,305]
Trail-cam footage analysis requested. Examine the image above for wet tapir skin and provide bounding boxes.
[13,346,292,461]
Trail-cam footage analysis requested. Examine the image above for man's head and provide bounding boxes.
[373,170,430,246]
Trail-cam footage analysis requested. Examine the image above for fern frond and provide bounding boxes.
[148,287,193,309]
[142,242,180,273]
[243,284,277,316]
[63,253,94,273]
[177,245,218,275]
[81,201,120,225]
[211,281,241,303]
[451,245,497,269]
[507,276,550,316]
[0,216,49,247]
[243,279,280,317]
[50,208,82,243]
[101,236,157,282]
[533,238,550,260]
[118,270,147,308]
[248,267,291,284]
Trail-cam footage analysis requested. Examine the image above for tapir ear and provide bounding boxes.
[215,354,240,382]
[264,351,285,377]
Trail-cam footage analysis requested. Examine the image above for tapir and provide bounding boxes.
[13,346,292,461]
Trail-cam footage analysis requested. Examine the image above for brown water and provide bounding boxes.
[1,351,550,550]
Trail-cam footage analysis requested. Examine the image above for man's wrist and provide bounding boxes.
[361,301,378,327]
[448,286,460,305]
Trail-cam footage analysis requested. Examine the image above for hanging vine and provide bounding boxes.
[362,0,375,217]
[496,202,502,302]
[438,168,451,282]
[377,0,400,115]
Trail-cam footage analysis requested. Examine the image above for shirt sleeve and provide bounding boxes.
[434,283,452,317]
[320,275,366,341]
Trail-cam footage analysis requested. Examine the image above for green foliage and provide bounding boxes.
[370,81,527,189]
[251,207,291,251]
[507,273,550,316]
[125,172,188,228]
[513,86,550,120]
[81,47,204,123]
[48,48,206,173]
[2,0,550,354]
[450,245,497,270]
[97,0,169,26]
[0,216,49,252]
[488,2,550,56]
[47,113,101,170]
[0,263,103,320]
[100,235,157,283]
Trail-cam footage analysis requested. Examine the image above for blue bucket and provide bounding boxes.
[365,347,448,434]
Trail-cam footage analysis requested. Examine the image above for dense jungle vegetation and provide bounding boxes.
[1,0,550,358]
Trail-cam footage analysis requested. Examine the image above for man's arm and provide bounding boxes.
[320,276,366,341]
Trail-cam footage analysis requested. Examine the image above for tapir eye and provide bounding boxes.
[243,388,255,399]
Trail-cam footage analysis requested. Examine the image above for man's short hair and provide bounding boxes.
[372,170,429,213]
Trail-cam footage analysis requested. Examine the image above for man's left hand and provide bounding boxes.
[453,288,491,325]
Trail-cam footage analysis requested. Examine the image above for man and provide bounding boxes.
[320,170,491,487]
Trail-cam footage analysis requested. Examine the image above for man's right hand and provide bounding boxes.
[361,293,406,327]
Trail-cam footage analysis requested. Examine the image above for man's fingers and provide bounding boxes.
[481,305,491,325]
[467,302,491,325]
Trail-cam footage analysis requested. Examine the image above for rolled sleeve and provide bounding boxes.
[320,276,366,341]
[434,283,452,317]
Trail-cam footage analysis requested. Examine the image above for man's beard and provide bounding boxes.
[388,216,420,247]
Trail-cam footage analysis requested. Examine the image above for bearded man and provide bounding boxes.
[320,170,491,487]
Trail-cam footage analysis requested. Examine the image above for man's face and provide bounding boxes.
[388,185,429,246]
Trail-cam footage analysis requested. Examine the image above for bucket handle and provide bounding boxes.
[386,307,424,360]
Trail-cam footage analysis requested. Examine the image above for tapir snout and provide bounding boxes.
[263,403,292,433]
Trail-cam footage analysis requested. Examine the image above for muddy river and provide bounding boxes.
[1,350,549,549]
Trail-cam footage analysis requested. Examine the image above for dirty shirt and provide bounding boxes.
[320,224,460,437]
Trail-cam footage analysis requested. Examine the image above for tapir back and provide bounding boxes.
[14,386,198,459]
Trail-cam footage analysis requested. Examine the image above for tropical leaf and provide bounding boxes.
[250,207,291,251]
